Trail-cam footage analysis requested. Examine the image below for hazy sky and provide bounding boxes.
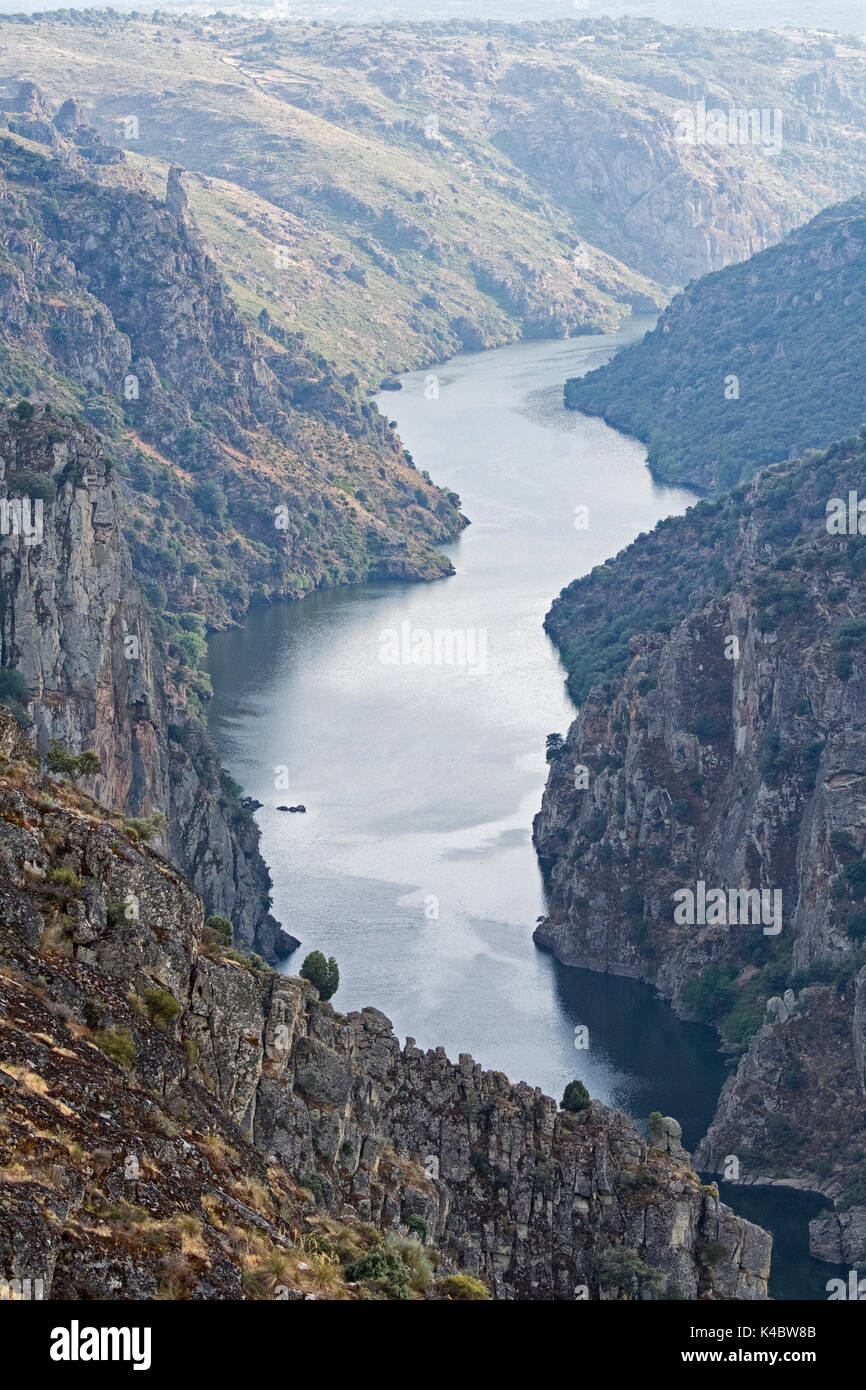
[0,1,862,32]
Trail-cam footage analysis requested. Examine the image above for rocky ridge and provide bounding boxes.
[0,708,770,1299]
[563,191,866,490]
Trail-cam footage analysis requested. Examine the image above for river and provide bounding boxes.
[207,324,839,1300]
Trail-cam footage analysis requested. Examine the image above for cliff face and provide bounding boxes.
[0,709,770,1299]
[0,407,293,961]
[535,435,866,1247]
[562,193,866,490]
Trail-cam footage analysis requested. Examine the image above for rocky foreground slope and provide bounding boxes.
[0,709,769,1299]
[563,192,866,490]
[535,432,866,1262]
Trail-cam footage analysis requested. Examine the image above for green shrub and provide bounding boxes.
[344,1246,413,1300]
[205,914,233,947]
[94,1026,136,1070]
[8,468,57,505]
[561,1079,591,1113]
[141,987,181,1028]
[598,1247,665,1297]
[835,651,854,681]
[45,740,101,783]
[406,1214,428,1243]
[48,866,82,893]
[385,1234,432,1292]
[699,1240,729,1267]
[439,1272,490,1301]
[123,814,166,843]
[192,479,227,519]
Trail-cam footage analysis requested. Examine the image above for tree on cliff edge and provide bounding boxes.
[301,950,340,1002]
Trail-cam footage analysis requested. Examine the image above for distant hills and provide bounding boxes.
[564,192,866,490]
[7,13,866,381]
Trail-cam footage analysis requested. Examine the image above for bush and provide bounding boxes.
[123,814,166,843]
[94,1027,136,1070]
[835,650,854,681]
[14,399,34,421]
[192,479,227,520]
[406,1214,428,1243]
[205,914,233,947]
[300,950,340,1001]
[48,866,82,893]
[344,1246,413,1300]
[141,987,181,1028]
[598,1247,666,1297]
[561,1079,591,1113]
[386,1234,432,1292]
[439,1272,491,1300]
[8,469,57,505]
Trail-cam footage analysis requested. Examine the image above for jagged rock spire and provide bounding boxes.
[166,164,188,217]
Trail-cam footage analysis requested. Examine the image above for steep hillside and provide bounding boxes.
[535,431,866,1253]
[7,14,866,379]
[0,708,770,1300]
[563,194,866,490]
[0,111,465,640]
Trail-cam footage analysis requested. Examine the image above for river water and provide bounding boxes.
[207,324,838,1299]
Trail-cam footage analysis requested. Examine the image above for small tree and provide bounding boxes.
[300,950,340,1001]
[561,1079,591,1114]
[545,732,566,763]
[192,478,227,520]
[46,740,101,783]
[205,914,233,948]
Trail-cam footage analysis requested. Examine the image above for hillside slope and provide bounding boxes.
[8,14,866,379]
[0,112,465,637]
[564,193,866,490]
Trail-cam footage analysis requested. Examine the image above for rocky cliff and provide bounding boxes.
[0,709,770,1299]
[535,433,866,1255]
[0,405,293,963]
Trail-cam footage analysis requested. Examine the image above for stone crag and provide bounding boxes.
[0,709,770,1299]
